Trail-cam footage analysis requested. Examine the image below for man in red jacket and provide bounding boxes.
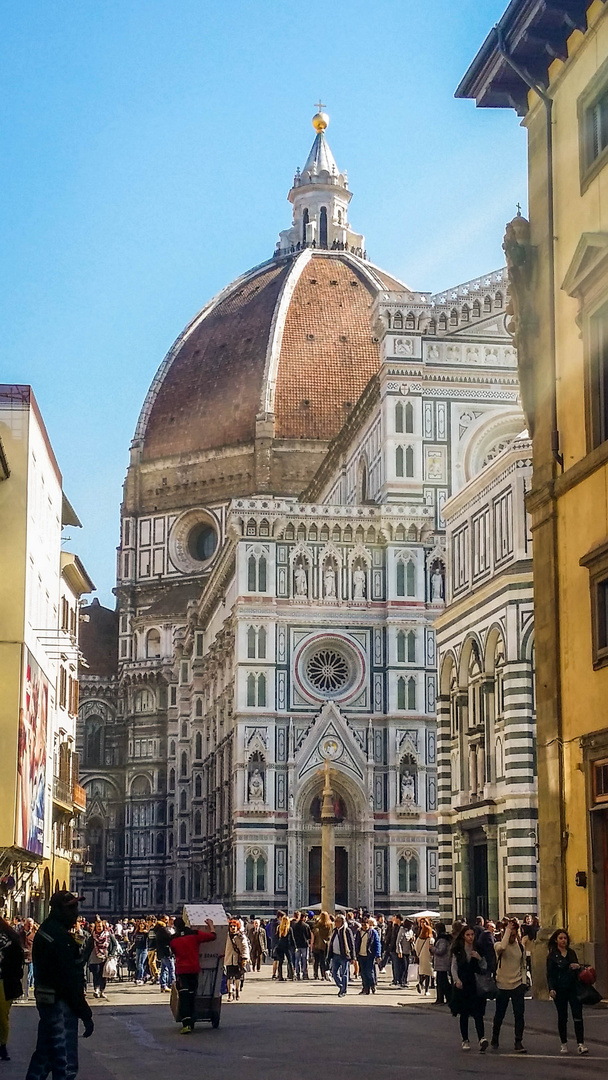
[170,917,215,1034]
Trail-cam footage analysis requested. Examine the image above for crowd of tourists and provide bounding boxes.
[0,894,601,1075]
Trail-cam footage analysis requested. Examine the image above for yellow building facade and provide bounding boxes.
[459,1,608,990]
[0,385,92,919]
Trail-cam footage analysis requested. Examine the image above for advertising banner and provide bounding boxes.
[15,648,49,855]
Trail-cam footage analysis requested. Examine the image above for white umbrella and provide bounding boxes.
[406,910,441,919]
[307,903,347,913]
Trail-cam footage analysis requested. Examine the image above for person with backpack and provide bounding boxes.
[430,922,452,1005]
[490,918,528,1054]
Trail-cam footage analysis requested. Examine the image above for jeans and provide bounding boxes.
[492,983,526,1043]
[23,961,34,999]
[25,1001,79,1080]
[295,947,308,977]
[89,964,106,993]
[159,955,175,990]
[435,970,451,1004]
[553,989,584,1045]
[312,949,327,978]
[331,955,349,995]
[358,954,376,991]
[135,947,148,982]
[390,951,405,985]
[177,972,198,1027]
[459,999,486,1042]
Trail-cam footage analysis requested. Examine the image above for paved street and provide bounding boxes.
[7,968,608,1080]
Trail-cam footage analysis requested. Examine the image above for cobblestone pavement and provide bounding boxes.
[7,966,608,1079]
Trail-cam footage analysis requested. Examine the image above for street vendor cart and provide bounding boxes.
[170,904,228,1029]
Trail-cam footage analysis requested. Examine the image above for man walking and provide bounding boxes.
[491,918,528,1054]
[25,890,94,1080]
[327,914,354,998]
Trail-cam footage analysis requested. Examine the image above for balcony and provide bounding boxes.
[53,776,73,811]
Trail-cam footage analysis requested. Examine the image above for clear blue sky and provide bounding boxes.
[0,0,525,606]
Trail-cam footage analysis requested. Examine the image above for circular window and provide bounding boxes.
[306,650,349,693]
[294,633,365,703]
[169,508,220,574]
[188,524,217,562]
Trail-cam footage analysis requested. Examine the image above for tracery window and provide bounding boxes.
[398,852,419,892]
[245,851,266,891]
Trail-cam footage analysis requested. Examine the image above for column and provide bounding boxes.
[484,825,499,922]
[320,760,336,914]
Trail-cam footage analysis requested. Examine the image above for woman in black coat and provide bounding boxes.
[450,925,489,1052]
[274,916,296,981]
[0,915,25,1060]
[546,929,588,1055]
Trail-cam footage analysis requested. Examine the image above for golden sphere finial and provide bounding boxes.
[312,100,328,133]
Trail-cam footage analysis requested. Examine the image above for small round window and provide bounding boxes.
[188,523,217,562]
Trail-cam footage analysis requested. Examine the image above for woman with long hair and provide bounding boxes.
[450,925,489,1053]
[87,917,116,999]
[546,929,588,1055]
[133,918,149,985]
[311,912,332,980]
[274,916,296,982]
[0,915,24,1060]
[414,919,435,995]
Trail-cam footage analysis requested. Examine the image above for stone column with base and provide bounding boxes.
[320,759,336,914]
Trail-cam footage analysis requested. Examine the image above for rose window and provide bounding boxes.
[306,649,350,693]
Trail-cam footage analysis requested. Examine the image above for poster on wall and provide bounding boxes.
[15,648,49,855]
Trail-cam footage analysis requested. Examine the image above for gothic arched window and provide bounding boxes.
[248,555,257,591]
[179,790,187,812]
[247,673,256,707]
[405,446,414,477]
[245,852,267,891]
[258,626,267,659]
[194,810,202,835]
[395,402,404,433]
[397,677,406,711]
[393,311,403,330]
[405,402,414,434]
[169,768,175,791]
[398,852,419,892]
[247,626,256,658]
[397,561,405,597]
[258,673,267,708]
[396,446,404,477]
[407,676,416,710]
[195,697,203,717]
[258,556,267,592]
[407,630,416,662]
[195,732,202,759]
[397,631,406,663]
[407,560,416,596]
[195,774,202,798]
[146,628,161,658]
[180,752,188,777]
[319,206,328,248]
[179,822,187,846]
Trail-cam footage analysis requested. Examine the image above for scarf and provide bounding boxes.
[93,927,110,960]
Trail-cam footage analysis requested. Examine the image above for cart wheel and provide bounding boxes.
[211,1006,220,1029]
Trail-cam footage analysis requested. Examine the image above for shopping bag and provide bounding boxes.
[407,962,419,985]
[102,957,117,980]
[170,983,181,1021]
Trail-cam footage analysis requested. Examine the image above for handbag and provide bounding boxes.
[102,957,117,980]
[475,972,497,999]
[579,965,597,986]
[576,981,602,1007]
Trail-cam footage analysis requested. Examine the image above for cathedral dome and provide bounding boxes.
[135,249,405,462]
[128,112,409,505]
